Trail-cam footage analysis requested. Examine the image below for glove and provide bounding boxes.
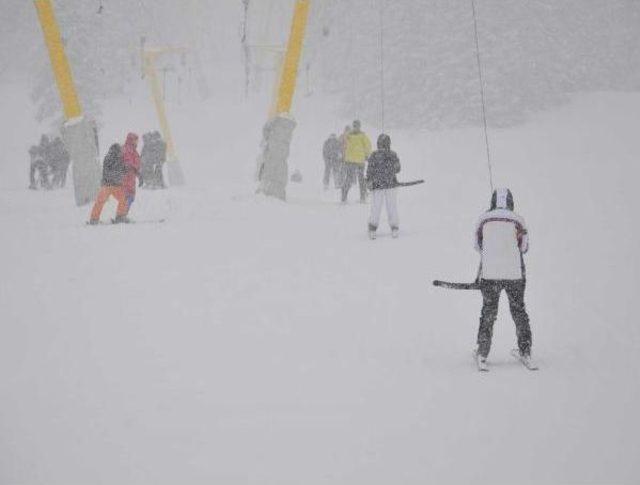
[138,174,144,187]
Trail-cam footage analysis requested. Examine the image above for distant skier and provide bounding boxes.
[49,137,70,188]
[365,134,400,239]
[322,133,342,190]
[474,188,533,368]
[150,131,167,188]
[121,132,143,216]
[88,143,128,224]
[342,120,371,203]
[335,125,351,188]
[28,144,48,190]
[140,132,153,187]
[29,135,53,190]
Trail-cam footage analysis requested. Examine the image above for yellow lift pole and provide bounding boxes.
[33,0,82,120]
[33,0,101,206]
[142,45,186,186]
[274,0,311,115]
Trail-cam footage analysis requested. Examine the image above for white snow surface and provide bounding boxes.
[1,83,640,484]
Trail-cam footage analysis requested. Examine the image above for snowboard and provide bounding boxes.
[433,280,481,290]
[394,179,425,188]
[86,218,166,226]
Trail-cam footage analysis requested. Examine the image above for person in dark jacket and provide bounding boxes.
[28,144,47,190]
[335,125,351,188]
[29,135,52,190]
[365,133,400,239]
[322,133,342,189]
[88,143,128,224]
[49,137,70,188]
[140,132,154,188]
[150,131,166,188]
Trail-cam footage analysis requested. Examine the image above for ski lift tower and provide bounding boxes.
[141,38,187,186]
[33,0,101,206]
[257,0,311,200]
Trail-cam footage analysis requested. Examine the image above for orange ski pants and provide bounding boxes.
[90,186,128,221]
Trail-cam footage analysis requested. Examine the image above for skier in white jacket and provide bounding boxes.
[474,188,532,365]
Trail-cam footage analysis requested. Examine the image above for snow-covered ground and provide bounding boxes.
[1,81,639,484]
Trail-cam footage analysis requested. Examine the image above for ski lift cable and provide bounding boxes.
[379,0,386,132]
[137,0,171,49]
[470,0,494,193]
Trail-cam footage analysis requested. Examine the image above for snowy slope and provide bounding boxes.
[1,80,640,484]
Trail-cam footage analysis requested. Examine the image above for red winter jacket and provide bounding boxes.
[122,133,141,196]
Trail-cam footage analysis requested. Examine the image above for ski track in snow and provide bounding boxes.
[1,83,639,484]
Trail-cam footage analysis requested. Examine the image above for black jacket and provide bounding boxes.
[102,144,125,186]
[366,134,400,190]
[323,136,342,162]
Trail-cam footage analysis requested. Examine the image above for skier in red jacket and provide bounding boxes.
[121,133,143,219]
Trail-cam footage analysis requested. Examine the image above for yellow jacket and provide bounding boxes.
[344,131,372,164]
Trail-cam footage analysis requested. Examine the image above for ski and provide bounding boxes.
[115,218,166,225]
[394,179,425,187]
[433,280,481,290]
[86,218,166,226]
[510,349,539,371]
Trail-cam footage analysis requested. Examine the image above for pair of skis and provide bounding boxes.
[475,349,539,372]
[435,279,539,371]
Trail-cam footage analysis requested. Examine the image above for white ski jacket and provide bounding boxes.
[474,208,529,280]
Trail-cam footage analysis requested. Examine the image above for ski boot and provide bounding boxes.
[511,349,538,370]
[474,350,489,372]
[368,223,377,240]
[112,215,131,224]
[391,227,399,239]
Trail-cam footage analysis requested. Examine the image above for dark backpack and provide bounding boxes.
[102,144,125,186]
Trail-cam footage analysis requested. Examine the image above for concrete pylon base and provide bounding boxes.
[258,115,296,201]
[61,116,101,206]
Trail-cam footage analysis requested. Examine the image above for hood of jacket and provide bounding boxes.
[124,132,138,149]
[490,187,514,211]
[377,133,391,150]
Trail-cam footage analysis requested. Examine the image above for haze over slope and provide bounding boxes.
[1,1,639,484]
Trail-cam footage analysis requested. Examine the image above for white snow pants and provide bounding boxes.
[369,188,399,230]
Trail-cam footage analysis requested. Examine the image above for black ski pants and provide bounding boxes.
[323,158,338,187]
[341,162,366,202]
[477,279,531,358]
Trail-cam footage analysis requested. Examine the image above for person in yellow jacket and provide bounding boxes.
[341,120,372,203]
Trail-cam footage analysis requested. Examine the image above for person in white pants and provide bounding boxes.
[365,134,401,239]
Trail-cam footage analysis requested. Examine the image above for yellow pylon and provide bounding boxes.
[275,0,311,115]
[33,0,82,120]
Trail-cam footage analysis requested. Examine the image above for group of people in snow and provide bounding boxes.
[323,123,533,366]
[28,135,70,190]
[322,120,371,203]
[323,120,400,239]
